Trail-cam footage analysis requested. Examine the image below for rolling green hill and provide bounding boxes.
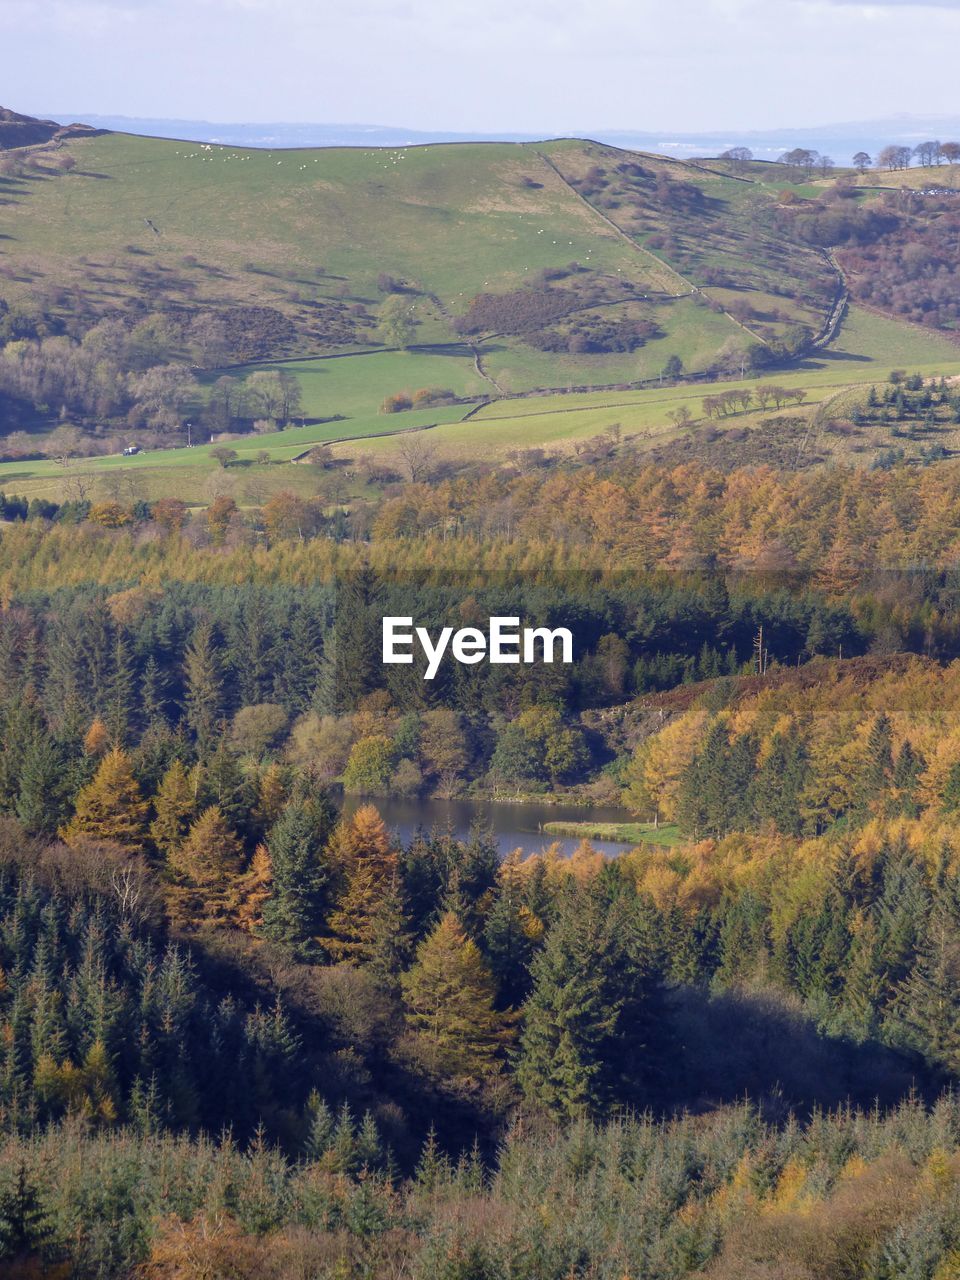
[0,128,833,368]
[2,117,960,502]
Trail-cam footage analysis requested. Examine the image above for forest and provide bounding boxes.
[0,494,953,1273]
[8,108,960,1276]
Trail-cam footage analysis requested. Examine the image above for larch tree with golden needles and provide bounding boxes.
[323,804,402,964]
[82,716,110,759]
[401,912,512,1086]
[235,843,273,935]
[60,747,149,852]
[150,759,196,858]
[168,805,244,904]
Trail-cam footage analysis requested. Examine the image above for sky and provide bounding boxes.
[6,0,960,133]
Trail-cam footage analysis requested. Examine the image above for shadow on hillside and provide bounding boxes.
[667,985,938,1121]
[409,341,483,359]
[800,350,873,368]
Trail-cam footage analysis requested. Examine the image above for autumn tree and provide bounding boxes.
[60,747,149,852]
[150,759,196,858]
[168,805,243,891]
[323,804,401,964]
[401,912,512,1086]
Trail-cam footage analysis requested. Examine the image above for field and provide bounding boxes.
[541,820,683,848]
[209,349,489,419]
[3,124,960,500]
[2,299,959,502]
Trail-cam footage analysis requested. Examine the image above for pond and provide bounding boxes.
[339,794,640,858]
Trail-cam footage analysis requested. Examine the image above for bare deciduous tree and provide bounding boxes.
[397,433,440,483]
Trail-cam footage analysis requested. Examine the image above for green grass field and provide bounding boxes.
[210,349,489,419]
[3,298,959,501]
[542,820,683,848]
[0,134,666,323]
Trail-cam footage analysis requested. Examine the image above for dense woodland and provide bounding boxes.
[0,501,953,1272]
[8,120,960,1275]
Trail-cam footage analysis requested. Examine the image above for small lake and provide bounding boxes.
[339,795,639,858]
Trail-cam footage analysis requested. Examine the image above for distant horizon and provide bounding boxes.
[9,0,960,143]
[27,108,960,168]
[36,107,960,134]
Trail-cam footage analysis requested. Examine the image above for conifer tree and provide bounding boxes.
[140,654,170,728]
[104,629,136,746]
[150,759,196,857]
[401,912,511,1085]
[887,867,960,1073]
[319,806,395,963]
[235,843,273,934]
[168,805,243,890]
[858,713,895,816]
[82,716,110,758]
[754,729,808,836]
[366,875,414,986]
[15,732,67,835]
[838,912,883,1042]
[483,853,539,1007]
[893,740,924,819]
[943,760,960,814]
[0,1163,53,1260]
[261,802,333,959]
[324,861,395,965]
[314,568,384,714]
[254,761,289,831]
[326,803,395,878]
[60,747,149,851]
[518,886,664,1118]
[184,620,223,751]
[196,739,256,842]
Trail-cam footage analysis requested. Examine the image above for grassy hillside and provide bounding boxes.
[3,121,960,500]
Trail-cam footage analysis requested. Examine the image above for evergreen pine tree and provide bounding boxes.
[15,732,67,835]
[858,713,895,817]
[517,885,664,1118]
[942,760,960,814]
[260,802,334,960]
[0,1162,53,1262]
[887,867,960,1073]
[104,629,136,746]
[184,619,224,751]
[754,729,808,836]
[315,568,385,714]
[483,854,538,1007]
[140,654,171,728]
[892,740,924,819]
